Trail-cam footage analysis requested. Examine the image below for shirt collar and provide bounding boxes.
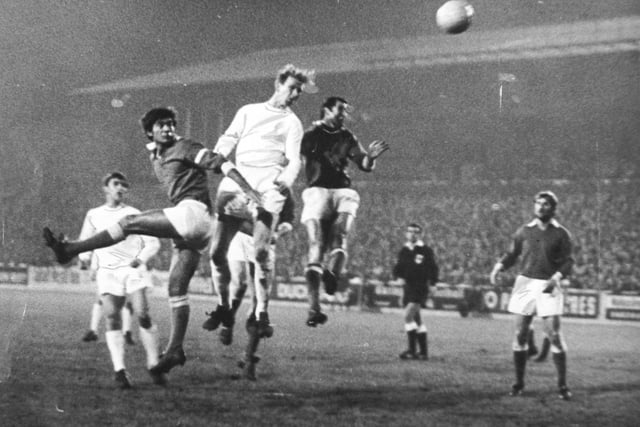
[405,239,424,249]
[526,218,560,228]
[146,137,182,155]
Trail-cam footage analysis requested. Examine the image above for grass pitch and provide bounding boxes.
[1,286,639,426]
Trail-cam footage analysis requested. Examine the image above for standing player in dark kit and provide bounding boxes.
[300,96,389,327]
[43,107,260,379]
[393,223,438,360]
[490,190,573,400]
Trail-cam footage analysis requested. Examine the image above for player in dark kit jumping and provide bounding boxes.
[43,107,260,382]
[393,223,439,360]
[490,190,573,400]
[300,96,389,327]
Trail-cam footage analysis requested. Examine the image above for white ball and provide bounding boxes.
[436,1,475,34]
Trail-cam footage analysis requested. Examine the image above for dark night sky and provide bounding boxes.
[0,0,638,262]
[1,0,637,91]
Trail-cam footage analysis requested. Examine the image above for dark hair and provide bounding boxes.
[407,223,422,232]
[102,171,129,187]
[535,190,558,209]
[140,107,177,134]
[320,96,348,118]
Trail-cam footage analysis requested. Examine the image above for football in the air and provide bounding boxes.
[436,1,475,34]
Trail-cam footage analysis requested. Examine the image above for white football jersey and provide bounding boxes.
[78,204,160,269]
[214,102,303,188]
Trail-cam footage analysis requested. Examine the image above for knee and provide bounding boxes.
[104,310,121,329]
[211,246,228,267]
[255,246,270,265]
[549,332,565,352]
[515,328,529,348]
[138,314,152,329]
[168,276,188,297]
[117,214,138,233]
[330,231,347,250]
[256,209,274,228]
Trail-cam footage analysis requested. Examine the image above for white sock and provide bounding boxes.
[254,269,270,315]
[121,306,131,334]
[105,330,126,371]
[139,325,160,368]
[90,303,102,332]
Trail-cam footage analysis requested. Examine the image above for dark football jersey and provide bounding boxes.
[393,243,439,289]
[500,219,573,280]
[300,122,370,189]
[150,138,212,209]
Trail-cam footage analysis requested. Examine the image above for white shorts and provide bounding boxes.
[227,232,256,263]
[300,187,360,223]
[163,199,213,251]
[96,267,152,297]
[507,275,564,317]
[216,167,287,218]
[226,232,276,271]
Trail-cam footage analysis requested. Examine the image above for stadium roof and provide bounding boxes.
[71,16,640,95]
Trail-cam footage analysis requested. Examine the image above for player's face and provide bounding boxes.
[405,227,421,243]
[150,118,176,145]
[534,197,554,221]
[273,76,304,107]
[104,179,129,204]
[324,101,350,128]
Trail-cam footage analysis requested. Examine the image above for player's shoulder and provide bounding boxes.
[305,121,323,133]
[175,137,205,153]
[239,102,263,112]
[121,204,141,215]
[550,219,572,238]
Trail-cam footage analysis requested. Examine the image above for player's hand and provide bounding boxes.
[542,272,562,294]
[273,180,290,196]
[276,222,293,238]
[130,258,142,268]
[245,188,263,208]
[367,140,389,160]
[489,263,503,285]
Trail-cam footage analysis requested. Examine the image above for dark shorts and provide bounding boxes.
[403,286,428,307]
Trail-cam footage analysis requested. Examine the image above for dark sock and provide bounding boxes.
[513,350,528,386]
[537,337,550,360]
[417,332,428,357]
[167,305,189,351]
[245,323,260,361]
[407,330,417,354]
[328,250,346,278]
[552,352,567,387]
[66,230,118,256]
[231,298,242,315]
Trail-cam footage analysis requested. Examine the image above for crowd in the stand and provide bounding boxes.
[277,180,640,293]
[8,180,639,293]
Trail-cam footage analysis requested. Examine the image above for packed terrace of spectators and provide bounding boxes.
[11,178,638,293]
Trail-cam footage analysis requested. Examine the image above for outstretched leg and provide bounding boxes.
[44,210,178,264]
